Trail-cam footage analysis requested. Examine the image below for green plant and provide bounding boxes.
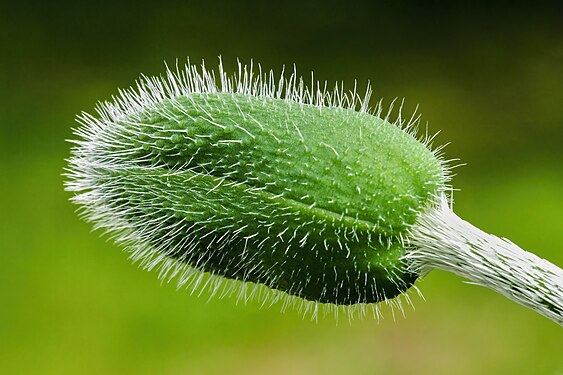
[65,59,563,324]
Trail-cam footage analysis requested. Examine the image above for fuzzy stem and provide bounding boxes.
[406,197,563,325]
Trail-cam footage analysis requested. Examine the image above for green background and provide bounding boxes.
[1,1,562,374]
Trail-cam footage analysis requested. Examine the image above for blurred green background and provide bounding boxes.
[1,1,562,374]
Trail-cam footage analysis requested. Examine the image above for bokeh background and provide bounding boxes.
[1,1,562,374]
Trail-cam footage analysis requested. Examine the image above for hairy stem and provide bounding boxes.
[406,197,563,325]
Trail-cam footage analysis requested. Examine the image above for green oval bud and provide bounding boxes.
[67,61,445,307]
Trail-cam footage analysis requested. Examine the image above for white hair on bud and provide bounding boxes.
[66,57,444,322]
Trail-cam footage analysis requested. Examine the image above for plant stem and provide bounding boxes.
[406,196,563,325]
